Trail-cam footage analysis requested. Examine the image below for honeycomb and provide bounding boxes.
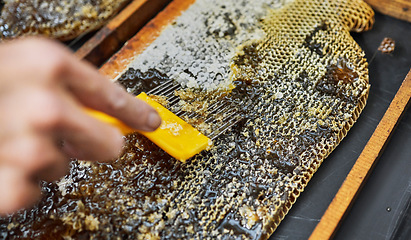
[0,0,374,239]
[378,37,395,53]
[0,0,130,40]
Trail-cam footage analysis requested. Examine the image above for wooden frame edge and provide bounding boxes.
[75,0,172,67]
[98,0,196,79]
[364,0,411,23]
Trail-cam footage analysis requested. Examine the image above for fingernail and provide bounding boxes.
[147,110,161,131]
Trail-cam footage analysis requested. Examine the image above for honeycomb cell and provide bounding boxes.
[0,0,374,239]
[377,37,395,53]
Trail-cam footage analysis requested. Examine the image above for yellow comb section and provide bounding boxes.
[85,92,211,162]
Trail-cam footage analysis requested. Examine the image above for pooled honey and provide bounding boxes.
[0,0,374,239]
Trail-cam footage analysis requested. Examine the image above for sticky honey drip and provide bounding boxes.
[0,0,374,239]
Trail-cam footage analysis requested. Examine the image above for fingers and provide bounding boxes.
[2,87,125,161]
[2,37,161,132]
[0,166,41,216]
[0,134,68,182]
[45,87,125,161]
[0,88,69,181]
[0,37,148,215]
[0,84,124,215]
[56,102,125,161]
[59,60,162,132]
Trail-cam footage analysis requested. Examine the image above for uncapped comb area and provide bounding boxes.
[0,0,374,239]
[0,0,130,40]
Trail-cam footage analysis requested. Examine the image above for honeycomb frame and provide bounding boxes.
[0,0,375,239]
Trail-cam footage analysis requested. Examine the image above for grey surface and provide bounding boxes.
[270,12,411,240]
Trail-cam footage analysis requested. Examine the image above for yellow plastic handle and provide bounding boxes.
[85,92,211,162]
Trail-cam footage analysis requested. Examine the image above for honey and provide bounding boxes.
[0,0,374,239]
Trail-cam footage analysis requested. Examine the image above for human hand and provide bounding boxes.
[0,37,161,215]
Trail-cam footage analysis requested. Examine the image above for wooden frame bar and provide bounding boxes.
[99,0,195,78]
[75,0,172,67]
[364,0,411,23]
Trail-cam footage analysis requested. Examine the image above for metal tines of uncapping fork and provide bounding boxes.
[85,80,243,162]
